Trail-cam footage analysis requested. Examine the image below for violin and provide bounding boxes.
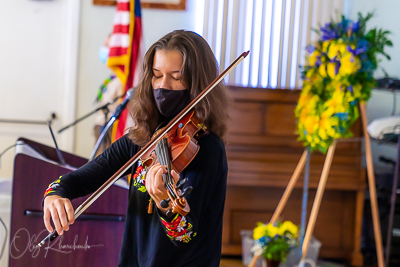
[38,51,250,247]
[141,110,204,216]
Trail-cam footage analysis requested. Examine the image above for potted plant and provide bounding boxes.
[252,221,299,267]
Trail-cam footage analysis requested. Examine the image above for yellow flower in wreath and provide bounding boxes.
[304,115,319,135]
[339,53,361,75]
[324,116,339,138]
[318,64,327,77]
[311,72,323,84]
[345,90,356,103]
[352,83,362,99]
[305,68,315,79]
[327,40,347,59]
[319,113,332,130]
[309,95,320,109]
[318,127,327,140]
[324,86,344,114]
[309,50,321,66]
[322,40,331,53]
[327,62,338,78]
[299,108,310,125]
[297,91,312,108]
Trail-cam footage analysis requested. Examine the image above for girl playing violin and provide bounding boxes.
[43,30,232,266]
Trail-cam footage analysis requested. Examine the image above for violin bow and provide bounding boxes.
[38,50,250,247]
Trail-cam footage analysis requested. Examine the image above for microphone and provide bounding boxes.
[112,89,134,120]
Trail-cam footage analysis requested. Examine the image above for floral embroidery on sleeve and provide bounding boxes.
[132,160,147,192]
[44,176,62,197]
[160,214,196,243]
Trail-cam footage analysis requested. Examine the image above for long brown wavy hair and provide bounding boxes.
[128,30,232,146]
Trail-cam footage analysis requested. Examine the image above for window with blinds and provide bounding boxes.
[197,0,344,89]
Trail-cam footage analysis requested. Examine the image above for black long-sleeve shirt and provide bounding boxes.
[44,132,228,267]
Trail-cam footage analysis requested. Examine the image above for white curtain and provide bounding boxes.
[201,0,344,89]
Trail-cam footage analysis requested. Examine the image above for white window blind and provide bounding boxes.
[199,0,344,89]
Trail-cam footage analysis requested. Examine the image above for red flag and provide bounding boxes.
[107,0,143,142]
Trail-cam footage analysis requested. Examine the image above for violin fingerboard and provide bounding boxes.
[155,139,173,187]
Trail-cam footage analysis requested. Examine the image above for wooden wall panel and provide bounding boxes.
[264,104,297,136]
[229,102,264,134]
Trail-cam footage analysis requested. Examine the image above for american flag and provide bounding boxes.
[107,0,143,141]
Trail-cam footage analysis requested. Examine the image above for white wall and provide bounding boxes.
[0,0,78,180]
[0,1,79,265]
[74,0,203,158]
[344,0,400,173]
[344,0,400,78]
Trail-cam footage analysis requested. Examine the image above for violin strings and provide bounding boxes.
[162,140,176,198]
[156,139,176,199]
[163,140,175,189]
[160,140,171,186]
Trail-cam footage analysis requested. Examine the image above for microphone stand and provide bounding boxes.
[90,116,117,160]
[102,109,110,153]
[89,89,134,160]
[58,96,122,134]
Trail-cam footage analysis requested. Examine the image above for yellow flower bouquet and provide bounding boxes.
[252,221,299,261]
[296,13,392,153]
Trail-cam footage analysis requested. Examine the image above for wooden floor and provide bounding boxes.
[220,257,245,267]
[219,258,399,267]
[219,258,350,267]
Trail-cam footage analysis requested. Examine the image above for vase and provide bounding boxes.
[264,259,281,267]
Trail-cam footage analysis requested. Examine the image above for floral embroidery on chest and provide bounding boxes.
[132,160,147,192]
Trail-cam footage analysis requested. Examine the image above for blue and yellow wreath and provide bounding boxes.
[295,13,392,153]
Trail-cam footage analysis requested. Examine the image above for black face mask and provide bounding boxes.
[153,88,191,119]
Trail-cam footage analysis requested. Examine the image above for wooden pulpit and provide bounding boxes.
[9,138,129,266]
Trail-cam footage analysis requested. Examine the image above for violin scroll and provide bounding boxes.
[162,178,193,217]
[160,178,190,208]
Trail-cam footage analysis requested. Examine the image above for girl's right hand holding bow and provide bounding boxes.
[43,195,75,235]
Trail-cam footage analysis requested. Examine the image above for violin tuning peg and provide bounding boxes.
[166,209,173,218]
[181,186,193,198]
[160,198,171,209]
[176,178,188,190]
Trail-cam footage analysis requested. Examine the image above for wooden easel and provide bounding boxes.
[249,103,385,267]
